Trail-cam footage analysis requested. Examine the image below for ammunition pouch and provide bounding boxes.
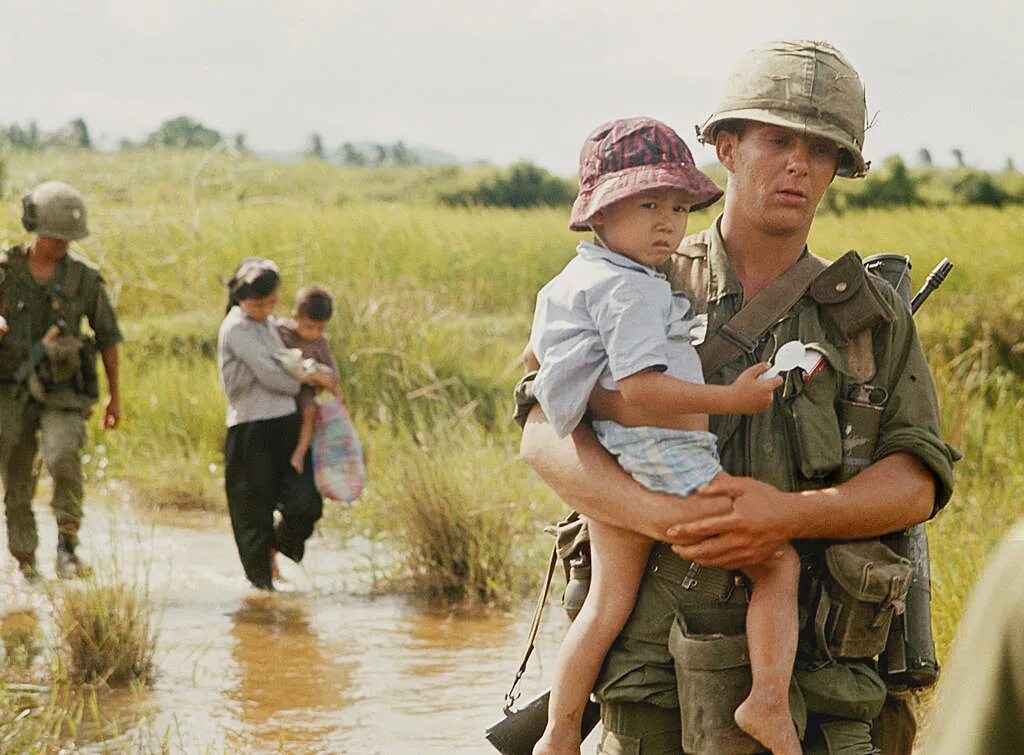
[809,251,895,342]
[35,335,99,410]
[812,540,912,660]
[553,512,590,621]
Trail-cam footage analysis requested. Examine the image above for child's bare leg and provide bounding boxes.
[290,403,316,473]
[734,544,802,754]
[534,520,652,755]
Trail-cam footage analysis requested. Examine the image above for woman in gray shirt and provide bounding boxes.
[217,258,332,590]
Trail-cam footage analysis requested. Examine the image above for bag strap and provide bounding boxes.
[502,515,570,713]
[698,253,830,377]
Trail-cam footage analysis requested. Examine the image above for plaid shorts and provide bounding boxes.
[592,421,722,496]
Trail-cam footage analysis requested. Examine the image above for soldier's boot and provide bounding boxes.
[56,536,90,580]
[14,553,39,582]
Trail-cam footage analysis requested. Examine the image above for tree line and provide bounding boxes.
[0,116,420,167]
[3,116,1023,211]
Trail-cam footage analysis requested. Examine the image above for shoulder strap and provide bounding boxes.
[698,254,830,377]
[502,514,570,711]
[60,254,86,298]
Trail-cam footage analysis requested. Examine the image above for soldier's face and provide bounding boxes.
[31,235,69,261]
[239,287,280,323]
[718,123,838,236]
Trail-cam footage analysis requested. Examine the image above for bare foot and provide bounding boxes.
[290,452,304,474]
[270,549,282,581]
[734,695,801,755]
[533,728,581,755]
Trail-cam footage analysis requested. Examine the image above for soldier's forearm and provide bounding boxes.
[789,453,935,540]
[520,403,692,541]
[101,344,120,398]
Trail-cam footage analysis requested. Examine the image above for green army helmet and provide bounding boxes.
[21,181,89,241]
[698,39,870,178]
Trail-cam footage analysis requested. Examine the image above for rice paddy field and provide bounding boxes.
[1,149,1022,750]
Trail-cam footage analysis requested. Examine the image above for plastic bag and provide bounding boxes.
[312,393,366,503]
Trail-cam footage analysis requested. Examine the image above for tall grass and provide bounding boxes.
[1,151,1022,635]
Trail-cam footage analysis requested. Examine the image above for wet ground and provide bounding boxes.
[1,483,600,753]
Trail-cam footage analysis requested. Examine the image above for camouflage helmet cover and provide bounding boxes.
[21,181,89,241]
[570,117,723,232]
[698,39,870,178]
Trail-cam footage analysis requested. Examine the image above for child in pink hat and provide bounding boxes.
[529,118,800,755]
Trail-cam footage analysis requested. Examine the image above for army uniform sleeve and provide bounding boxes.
[512,370,539,429]
[86,272,124,350]
[868,282,958,514]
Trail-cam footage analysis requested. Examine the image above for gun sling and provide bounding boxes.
[487,511,600,753]
[503,526,560,713]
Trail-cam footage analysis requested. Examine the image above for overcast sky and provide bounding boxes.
[1,0,1019,175]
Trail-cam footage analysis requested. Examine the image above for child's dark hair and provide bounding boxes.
[225,257,281,313]
[295,285,333,322]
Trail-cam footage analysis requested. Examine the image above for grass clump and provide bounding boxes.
[361,419,556,609]
[127,457,222,513]
[1,610,42,671]
[51,574,157,687]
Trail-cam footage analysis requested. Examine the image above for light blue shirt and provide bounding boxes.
[530,241,705,438]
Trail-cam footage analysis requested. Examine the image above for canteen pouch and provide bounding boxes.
[814,540,912,659]
[668,617,763,754]
[554,513,590,620]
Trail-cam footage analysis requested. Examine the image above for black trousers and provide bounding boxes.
[224,413,323,588]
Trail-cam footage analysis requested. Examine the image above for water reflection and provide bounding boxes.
[225,593,355,751]
[3,499,587,753]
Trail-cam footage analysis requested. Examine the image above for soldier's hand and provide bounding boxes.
[727,363,782,414]
[666,476,794,569]
[0,315,8,341]
[103,395,121,429]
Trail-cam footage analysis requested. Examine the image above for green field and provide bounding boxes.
[2,149,1023,725]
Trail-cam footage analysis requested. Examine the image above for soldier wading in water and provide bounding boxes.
[518,39,957,754]
[0,182,122,581]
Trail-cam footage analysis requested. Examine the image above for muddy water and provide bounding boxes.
[0,486,602,753]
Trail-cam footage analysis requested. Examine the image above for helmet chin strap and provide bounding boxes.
[589,224,611,252]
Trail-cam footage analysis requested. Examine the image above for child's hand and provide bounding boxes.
[290,451,305,474]
[727,363,782,414]
[303,370,334,390]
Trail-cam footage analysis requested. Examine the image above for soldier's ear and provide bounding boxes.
[716,131,739,172]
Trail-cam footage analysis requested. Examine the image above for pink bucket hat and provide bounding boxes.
[569,117,723,232]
